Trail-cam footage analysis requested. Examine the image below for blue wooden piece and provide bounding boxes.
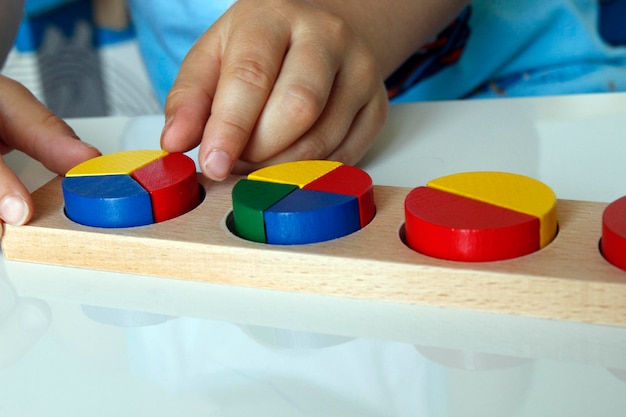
[62,175,154,228]
[264,189,360,245]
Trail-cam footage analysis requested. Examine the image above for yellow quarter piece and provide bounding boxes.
[248,160,343,188]
[66,150,168,177]
[427,171,557,248]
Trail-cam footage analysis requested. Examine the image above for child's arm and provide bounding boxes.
[0,75,101,228]
[160,0,470,181]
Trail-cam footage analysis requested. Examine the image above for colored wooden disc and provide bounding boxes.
[264,189,360,245]
[65,150,167,177]
[131,153,200,223]
[405,186,540,262]
[231,160,375,245]
[62,151,200,228]
[601,195,626,271]
[231,180,298,243]
[404,172,557,262]
[304,165,375,227]
[62,175,154,228]
[248,160,342,187]
[427,171,557,248]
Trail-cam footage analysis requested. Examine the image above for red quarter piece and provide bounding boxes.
[303,165,375,227]
[131,153,200,222]
[601,195,626,271]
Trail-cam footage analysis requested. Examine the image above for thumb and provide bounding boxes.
[0,156,33,226]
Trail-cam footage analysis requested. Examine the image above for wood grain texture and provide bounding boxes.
[3,175,626,327]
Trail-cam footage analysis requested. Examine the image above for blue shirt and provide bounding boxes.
[126,0,626,106]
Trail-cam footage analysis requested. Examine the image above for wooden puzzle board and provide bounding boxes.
[3,175,626,327]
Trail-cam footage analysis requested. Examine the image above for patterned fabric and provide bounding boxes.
[6,0,626,110]
[3,0,160,117]
[385,7,472,100]
[390,0,626,102]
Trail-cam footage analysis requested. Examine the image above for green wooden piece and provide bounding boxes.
[232,179,298,243]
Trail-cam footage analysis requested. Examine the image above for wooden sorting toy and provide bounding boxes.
[601,196,626,271]
[62,150,200,228]
[404,172,557,262]
[3,155,626,328]
[232,161,375,245]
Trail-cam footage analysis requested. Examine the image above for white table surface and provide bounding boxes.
[2,93,626,416]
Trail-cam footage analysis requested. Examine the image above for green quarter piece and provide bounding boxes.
[232,179,298,243]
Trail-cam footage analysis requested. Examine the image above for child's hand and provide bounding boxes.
[0,75,101,230]
[160,0,389,181]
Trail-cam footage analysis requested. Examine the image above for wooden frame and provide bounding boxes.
[3,175,626,327]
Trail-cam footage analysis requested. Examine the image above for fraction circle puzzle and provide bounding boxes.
[404,172,558,262]
[601,195,626,271]
[62,150,201,228]
[231,160,375,245]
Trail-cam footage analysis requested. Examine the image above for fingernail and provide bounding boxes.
[204,149,234,181]
[161,116,174,139]
[0,195,29,226]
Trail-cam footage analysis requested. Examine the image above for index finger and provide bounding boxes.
[199,13,291,180]
[0,76,100,227]
[0,76,101,175]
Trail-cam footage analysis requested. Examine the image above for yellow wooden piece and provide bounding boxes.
[427,172,557,248]
[65,150,168,177]
[248,160,343,188]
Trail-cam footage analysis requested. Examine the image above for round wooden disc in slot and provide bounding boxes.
[404,172,557,262]
[62,150,200,228]
[231,160,375,245]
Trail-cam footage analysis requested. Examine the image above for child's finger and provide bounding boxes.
[160,25,222,155]
[0,156,32,228]
[240,16,342,163]
[0,75,101,176]
[195,13,290,181]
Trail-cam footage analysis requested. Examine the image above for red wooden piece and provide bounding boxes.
[303,165,375,227]
[131,153,200,222]
[601,195,626,271]
[404,186,540,262]
[264,189,360,245]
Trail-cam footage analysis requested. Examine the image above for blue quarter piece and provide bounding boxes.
[62,175,154,228]
[264,189,360,245]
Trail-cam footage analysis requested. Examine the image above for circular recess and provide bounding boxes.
[62,150,201,228]
[232,161,375,245]
[404,172,557,262]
